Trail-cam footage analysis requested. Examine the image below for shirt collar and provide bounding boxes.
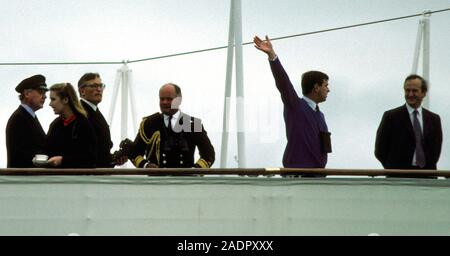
[81,98,98,111]
[405,103,423,116]
[163,110,181,120]
[303,96,318,111]
[20,104,36,118]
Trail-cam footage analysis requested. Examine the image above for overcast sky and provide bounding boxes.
[1,0,449,169]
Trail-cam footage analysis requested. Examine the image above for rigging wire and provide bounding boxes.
[0,8,448,66]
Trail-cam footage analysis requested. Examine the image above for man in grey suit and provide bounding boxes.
[375,74,442,170]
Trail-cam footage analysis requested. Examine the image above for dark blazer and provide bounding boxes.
[129,112,215,168]
[81,100,114,168]
[375,104,443,169]
[45,114,97,168]
[6,105,46,168]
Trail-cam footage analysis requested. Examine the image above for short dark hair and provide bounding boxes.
[301,71,329,95]
[404,74,428,93]
[78,73,100,88]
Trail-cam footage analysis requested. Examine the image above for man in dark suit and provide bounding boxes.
[6,74,48,168]
[375,74,443,170]
[78,73,126,168]
[128,83,215,168]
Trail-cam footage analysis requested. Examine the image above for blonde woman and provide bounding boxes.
[45,83,97,168]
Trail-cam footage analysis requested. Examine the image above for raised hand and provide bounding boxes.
[253,35,276,59]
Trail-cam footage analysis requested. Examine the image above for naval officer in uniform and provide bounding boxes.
[128,83,215,168]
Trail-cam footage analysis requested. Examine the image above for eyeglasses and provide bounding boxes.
[83,83,106,89]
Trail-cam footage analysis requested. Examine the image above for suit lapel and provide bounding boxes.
[176,112,187,131]
[422,108,432,139]
[96,107,109,126]
[176,112,195,133]
[81,100,95,116]
[400,105,415,139]
[19,105,45,135]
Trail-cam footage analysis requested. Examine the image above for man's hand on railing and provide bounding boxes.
[48,156,63,167]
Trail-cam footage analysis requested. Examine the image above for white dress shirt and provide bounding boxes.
[163,110,181,129]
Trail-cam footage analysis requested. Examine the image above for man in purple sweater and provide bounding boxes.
[254,35,331,168]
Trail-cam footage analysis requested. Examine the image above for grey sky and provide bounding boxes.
[1,0,449,168]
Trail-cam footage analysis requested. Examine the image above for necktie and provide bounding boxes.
[413,110,426,168]
[316,105,320,112]
[167,115,173,133]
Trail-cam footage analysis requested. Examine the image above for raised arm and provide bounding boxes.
[254,35,300,108]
